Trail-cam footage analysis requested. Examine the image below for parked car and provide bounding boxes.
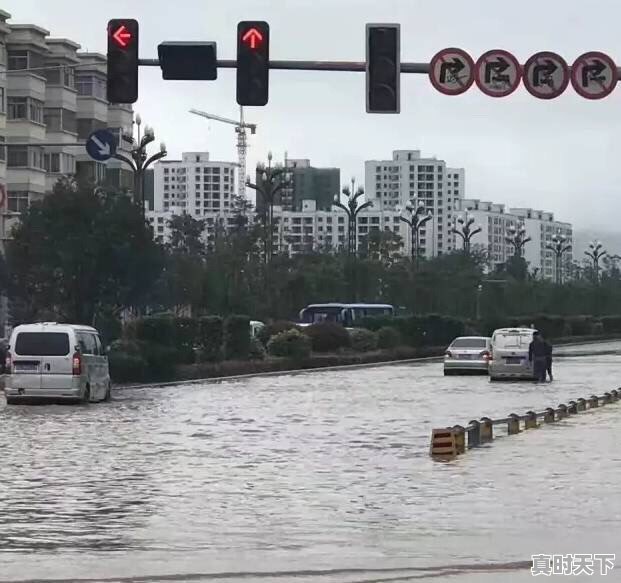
[4,322,111,404]
[444,336,492,375]
[488,327,538,381]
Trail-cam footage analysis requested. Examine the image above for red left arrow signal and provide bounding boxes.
[242,27,263,50]
[112,24,132,48]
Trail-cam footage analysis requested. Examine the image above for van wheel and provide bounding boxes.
[104,383,112,402]
[82,385,91,404]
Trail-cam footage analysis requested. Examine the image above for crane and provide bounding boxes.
[189,107,257,199]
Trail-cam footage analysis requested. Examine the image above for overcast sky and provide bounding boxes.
[4,0,621,230]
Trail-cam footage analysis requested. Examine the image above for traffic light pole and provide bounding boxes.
[138,58,429,73]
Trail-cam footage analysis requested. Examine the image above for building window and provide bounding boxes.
[0,87,5,114]
[8,97,27,120]
[7,146,28,167]
[0,136,5,162]
[44,153,61,173]
[76,75,107,99]
[8,191,29,213]
[8,50,28,70]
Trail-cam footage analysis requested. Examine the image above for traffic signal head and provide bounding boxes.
[236,21,270,106]
[366,24,400,113]
[107,19,139,103]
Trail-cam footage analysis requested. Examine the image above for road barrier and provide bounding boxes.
[430,388,620,459]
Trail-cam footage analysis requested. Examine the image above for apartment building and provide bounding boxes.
[364,150,465,258]
[257,157,340,213]
[0,12,134,244]
[456,199,574,279]
[511,207,573,280]
[457,199,520,268]
[152,152,237,217]
[0,10,9,238]
[147,196,408,256]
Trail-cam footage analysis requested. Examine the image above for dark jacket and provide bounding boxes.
[544,342,553,359]
[529,340,547,360]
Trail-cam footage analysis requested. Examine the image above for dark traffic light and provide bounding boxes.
[107,19,139,103]
[366,24,400,113]
[157,42,218,80]
[236,21,270,106]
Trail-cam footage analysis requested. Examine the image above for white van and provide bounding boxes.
[489,327,538,381]
[4,323,111,404]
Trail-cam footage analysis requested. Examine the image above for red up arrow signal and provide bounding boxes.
[112,24,132,48]
[242,27,263,50]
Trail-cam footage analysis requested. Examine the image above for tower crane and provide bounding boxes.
[189,107,257,199]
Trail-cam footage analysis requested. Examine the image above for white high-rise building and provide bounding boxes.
[365,150,465,257]
[456,199,573,279]
[511,207,573,280]
[150,152,238,240]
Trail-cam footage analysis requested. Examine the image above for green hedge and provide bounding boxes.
[303,322,350,352]
[601,315,621,333]
[224,315,251,360]
[377,326,401,349]
[128,316,176,346]
[198,316,224,362]
[349,328,378,352]
[257,320,299,345]
[268,329,311,360]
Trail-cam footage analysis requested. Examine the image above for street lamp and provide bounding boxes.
[546,232,572,284]
[506,222,531,257]
[584,240,607,282]
[452,214,482,255]
[333,177,372,255]
[245,152,292,262]
[113,113,167,217]
[396,199,432,265]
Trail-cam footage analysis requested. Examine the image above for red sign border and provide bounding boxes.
[522,51,569,100]
[570,51,618,100]
[475,49,522,98]
[429,48,475,96]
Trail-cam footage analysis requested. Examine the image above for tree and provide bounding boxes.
[6,181,163,324]
[167,213,206,257]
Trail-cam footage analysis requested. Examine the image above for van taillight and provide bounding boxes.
[445,350,453,358]
[72,352,81,375]
[481,350,491,361]
[5,352,11,373]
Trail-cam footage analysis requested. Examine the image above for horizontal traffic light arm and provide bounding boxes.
[138,58,430,73]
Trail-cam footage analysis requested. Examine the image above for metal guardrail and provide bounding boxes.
[430,389,620,458]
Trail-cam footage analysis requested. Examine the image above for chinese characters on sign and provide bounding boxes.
[531,554,615,576]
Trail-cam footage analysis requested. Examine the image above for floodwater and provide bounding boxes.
[0,342,620,582]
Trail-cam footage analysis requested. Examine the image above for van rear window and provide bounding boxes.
[15,332,70,356]
[494,334,532,349]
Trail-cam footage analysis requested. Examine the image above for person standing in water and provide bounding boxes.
[544,338,553,381]
[528,331,547,382]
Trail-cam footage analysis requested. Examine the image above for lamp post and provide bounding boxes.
[396,199,432,266]
[546,233,572,284]
[113,113,167,217]
[333,177,372,255]
[506,223,532,257]
[584,240,607,282]
[452,214,482,255]
[245,152,292,263]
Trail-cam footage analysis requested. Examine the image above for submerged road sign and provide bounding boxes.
[522,51,569,99]
[475,49,521,97]
[571,51,617,100]
[429,48,475,96]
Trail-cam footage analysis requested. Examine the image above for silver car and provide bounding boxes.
[443,336,492,375]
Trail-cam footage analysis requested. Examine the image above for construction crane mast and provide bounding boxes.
[189,107,257,199]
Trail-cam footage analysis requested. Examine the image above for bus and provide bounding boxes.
[298,303,394,327]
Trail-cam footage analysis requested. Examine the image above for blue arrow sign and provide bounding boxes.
[86,129,117,161]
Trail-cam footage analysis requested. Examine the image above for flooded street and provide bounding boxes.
[1,342,620,582]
